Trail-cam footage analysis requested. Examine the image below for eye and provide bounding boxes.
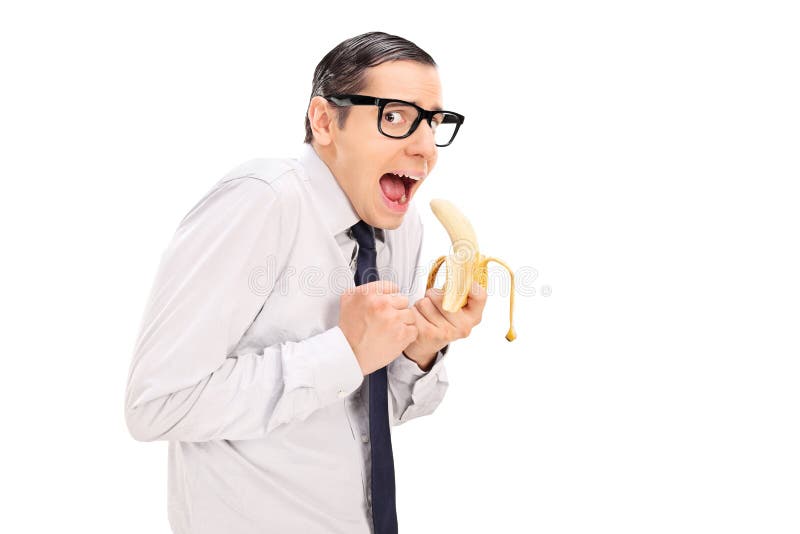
[384,111,404,124]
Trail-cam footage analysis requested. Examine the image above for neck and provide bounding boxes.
[311,141,340,179]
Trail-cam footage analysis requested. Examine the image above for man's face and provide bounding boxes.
[316,60,442,230]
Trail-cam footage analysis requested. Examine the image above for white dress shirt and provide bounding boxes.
[124,143,449,534]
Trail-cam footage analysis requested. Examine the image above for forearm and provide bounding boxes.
[125,326,363,442]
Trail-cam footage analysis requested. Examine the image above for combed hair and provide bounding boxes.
[304,31,437,143]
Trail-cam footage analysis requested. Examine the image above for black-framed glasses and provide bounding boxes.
[324,94,465,147]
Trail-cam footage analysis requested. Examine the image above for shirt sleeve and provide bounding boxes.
[387,214,450,426]
[124,176,364,442]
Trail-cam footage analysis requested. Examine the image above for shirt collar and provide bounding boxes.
[297,143,384,242]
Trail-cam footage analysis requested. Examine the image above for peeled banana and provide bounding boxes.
[426,198,517,342]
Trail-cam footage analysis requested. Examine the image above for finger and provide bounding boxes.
[463,281,488,312]
[385,293,409,310]
[415,296,449,329]
[410,304,437,329]
[425,288,461,328]
[398,308,416,326]
[460,285,487,329]
[356,280,400,295]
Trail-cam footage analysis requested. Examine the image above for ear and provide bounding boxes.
[307,96,337,146]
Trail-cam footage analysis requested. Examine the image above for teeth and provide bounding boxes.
[400,193,407,203]
[392,171,422,181]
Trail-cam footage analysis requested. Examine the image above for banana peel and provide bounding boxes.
[426,198,517,341]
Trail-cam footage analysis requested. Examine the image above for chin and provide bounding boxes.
[364,207,406,231]
[378,217,404,230]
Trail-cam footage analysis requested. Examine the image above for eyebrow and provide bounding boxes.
[412,100,444,111]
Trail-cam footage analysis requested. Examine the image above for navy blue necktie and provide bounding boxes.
[350,220,398,534]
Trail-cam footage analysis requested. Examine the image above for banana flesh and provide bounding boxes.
[426,199,517,342]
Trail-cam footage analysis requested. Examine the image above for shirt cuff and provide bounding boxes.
[392,344,449,383]
[310,326,364,400]
[388,344,450,424]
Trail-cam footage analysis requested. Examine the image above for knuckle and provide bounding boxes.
[451,323,469,339]
[442,326,455,340]
[369,297,385,312]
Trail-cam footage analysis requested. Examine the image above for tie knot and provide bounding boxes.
[351,220,376,250]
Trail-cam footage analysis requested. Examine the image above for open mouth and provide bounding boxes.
[378,172,422,210]
[380,172,422,211]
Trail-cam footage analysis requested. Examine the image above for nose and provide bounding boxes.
[405,118,438,162]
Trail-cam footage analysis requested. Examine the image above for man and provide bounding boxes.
[125,31,486,534]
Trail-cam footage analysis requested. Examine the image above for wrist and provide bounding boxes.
[402,349,437,372]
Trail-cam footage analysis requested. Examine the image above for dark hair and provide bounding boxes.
[304,31,437,144]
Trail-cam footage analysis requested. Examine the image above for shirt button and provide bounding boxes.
[361,433,369,443]
[337,389,347,399]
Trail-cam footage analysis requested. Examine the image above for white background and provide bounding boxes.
[1,1,798,532]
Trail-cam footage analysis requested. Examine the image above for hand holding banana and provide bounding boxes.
[402,198,517,369]
[402,280,488,369]
[426,199,516,342]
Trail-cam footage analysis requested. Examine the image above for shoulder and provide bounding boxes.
[217,157,305,195]
[179,157,305,228]
[214,156,307,210]
[219,157,297,186]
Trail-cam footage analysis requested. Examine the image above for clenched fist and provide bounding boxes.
[338,280,418,376]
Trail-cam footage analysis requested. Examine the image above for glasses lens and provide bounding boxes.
[432,112,460,146]
[380,102,420,138]
[379,102,461,146]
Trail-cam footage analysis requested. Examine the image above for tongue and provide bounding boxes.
[380,173,405,202]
